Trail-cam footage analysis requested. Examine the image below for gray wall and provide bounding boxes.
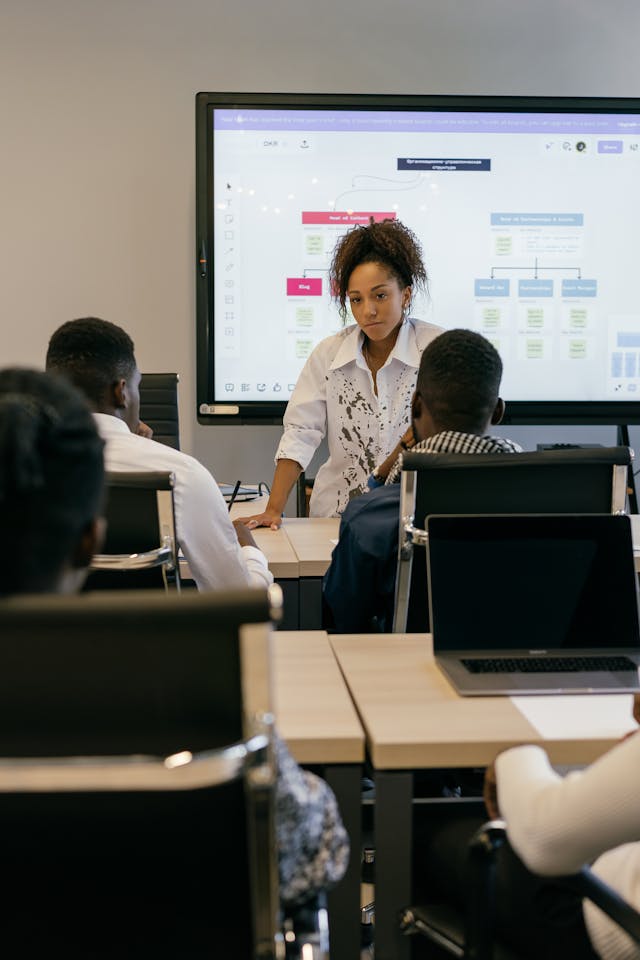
[2,0,640,505]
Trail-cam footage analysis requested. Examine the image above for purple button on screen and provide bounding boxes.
[598,140,623,154]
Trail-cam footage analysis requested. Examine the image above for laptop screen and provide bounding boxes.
[427,514,640,652]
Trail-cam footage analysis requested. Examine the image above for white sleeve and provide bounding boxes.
[172,455,272,591]
[240,545,274,589]
[496,732,640,876]
[275,343,329,471]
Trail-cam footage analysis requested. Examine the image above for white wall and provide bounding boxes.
[2,0,640,493]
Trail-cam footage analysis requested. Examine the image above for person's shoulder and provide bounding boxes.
[492,437,523,453]
[127,434,214,482]
[309,324,356,360]
[410,318,444,348]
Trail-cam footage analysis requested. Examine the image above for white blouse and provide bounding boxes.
[275,318,441,517]
[496,735,640,960]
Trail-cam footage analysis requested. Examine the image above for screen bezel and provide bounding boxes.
[196,91,640,425]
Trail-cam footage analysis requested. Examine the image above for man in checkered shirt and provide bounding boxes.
[323,329,521,632]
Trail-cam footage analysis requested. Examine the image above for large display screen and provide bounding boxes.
[196,93,640,424]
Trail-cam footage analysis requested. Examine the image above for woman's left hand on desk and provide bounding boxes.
[237,508,282,531]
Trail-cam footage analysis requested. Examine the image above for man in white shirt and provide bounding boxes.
[45,317,272,592]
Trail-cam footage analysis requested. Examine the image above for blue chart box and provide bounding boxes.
[518,280,554,297]
[474,279,510,297]
[562,280,597,297]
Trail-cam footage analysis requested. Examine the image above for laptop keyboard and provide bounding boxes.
[461,655,638,674]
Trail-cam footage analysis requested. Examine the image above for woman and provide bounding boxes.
[244,218,441,527]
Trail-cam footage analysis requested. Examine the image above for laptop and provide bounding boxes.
[427,513,640,695]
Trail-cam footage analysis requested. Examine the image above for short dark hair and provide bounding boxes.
[0,368,104,595]
[329,219,428,321]
[417,329,503,431]
[45,317,137,408]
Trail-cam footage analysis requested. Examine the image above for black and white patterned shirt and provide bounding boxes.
[385,430,523,485]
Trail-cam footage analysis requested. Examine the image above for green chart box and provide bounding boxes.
[482,307,501,328]
[305,235,323,255]
[526,339,544,359]
[569,340,587,360]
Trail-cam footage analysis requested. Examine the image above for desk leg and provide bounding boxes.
[375,770,413,960]
[324,764,362,960]
[299,578,323,630]
[276,579,300,630]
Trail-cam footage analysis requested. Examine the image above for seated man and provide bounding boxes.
[46,317,272,592]
[323,328,521,632]
[417,711,640,960]
[0,366,348,908]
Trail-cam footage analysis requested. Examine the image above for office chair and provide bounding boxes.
[393,445,633,632]
[401,820,640,960]
[87,470,180,591]
[0,586,292,957]
[139,372,180,449]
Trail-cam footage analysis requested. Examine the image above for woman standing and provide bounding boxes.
[244,218,441,527]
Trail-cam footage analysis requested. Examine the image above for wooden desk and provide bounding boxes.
[230,499,299,580]
[331,632,637,960]
[282,518,339,577]
[280,518,339,628]
[180,515,337,628]
[273,630,364,960]
[273,630,363,765]
[179,498,300,627]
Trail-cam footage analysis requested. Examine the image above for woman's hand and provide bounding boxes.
[237,508,283,531]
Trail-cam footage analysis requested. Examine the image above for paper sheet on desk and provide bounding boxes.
[511,695,637,739]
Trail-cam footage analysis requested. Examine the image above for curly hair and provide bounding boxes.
[329,219,428,321]
[0,368,104,595]
[417,329,503,431]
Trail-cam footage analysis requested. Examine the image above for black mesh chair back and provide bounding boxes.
[86,470,179,592]
[0,588,282,957]
[139,372,180,449]
[394,446,633,632]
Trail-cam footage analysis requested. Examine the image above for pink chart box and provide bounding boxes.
[287,278,323,296]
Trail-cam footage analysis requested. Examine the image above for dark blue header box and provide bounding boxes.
[397,157,491,171]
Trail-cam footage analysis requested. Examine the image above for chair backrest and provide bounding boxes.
[394,445,633,632]
[139,372,180,449]
[0,587,282,957]
[87,470,179,592]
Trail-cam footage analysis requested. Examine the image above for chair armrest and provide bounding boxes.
[90,543,174,572]
[567,867,640,945]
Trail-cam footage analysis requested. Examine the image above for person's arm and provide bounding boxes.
[240,458,302,530]
[173,454,272,590]
[241,341,334,527]
[274,735,349,906]
[495,731,640,877]
[368,425,415,488]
